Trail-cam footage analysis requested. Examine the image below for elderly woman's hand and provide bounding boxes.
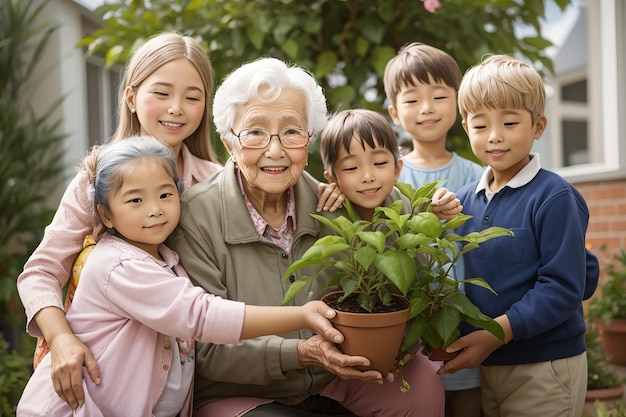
[317,182,345,212]
[297,334,384,383]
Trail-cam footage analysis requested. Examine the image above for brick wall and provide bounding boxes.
[574,178,626,290]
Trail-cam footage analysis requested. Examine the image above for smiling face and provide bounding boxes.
[463,106,547,188]
[125,58,205,154]
[325,136,402,221]
[98,160,180,259]
[224,88,310,200]
[388,75,457,145]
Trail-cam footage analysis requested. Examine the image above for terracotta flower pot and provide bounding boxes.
[322,291,410,374]
[422,345,459,362]
[585,384,624,403]
[598,318,626,365]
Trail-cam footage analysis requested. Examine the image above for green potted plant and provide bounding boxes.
[281,181,510,375]
[588,248,626,365]
[585,326,624,401]
[594,401,626,417]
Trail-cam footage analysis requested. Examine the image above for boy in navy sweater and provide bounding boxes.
[438,55,594,417]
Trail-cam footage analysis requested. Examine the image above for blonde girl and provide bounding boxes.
[17,32,223,409]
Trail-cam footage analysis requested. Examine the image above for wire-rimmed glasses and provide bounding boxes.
[231,127,312,149]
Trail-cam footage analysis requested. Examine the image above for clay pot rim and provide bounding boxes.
[585,383,624,401]
[322,291,410,327]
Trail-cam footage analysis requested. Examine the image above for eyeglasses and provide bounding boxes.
[231,127,312,149]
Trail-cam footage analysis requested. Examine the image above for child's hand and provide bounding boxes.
[431,187,462,220]
[302,300,344,344]
[436,329,504,375]
[317,182,345,212]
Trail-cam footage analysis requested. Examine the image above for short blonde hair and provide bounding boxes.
[113,32,217,163]
[458,55,545,123]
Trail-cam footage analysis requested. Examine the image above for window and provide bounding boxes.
[85,56,121,147]
[542,0,625,182]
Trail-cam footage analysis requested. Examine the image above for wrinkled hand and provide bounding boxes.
[301,301,344,344]
[317,182,345,212]
[297,334,384,383]
[437,330,503,375]
[49,333,100,409]
[431,187,462,220]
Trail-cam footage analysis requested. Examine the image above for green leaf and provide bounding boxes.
[281,278,313,305]
[408,212,443,238]
[442,213,473,231]
[460,277,497,295]
[374,252,416,295]
[105,45,125,65]
[315,51,338,78]
[354,246,377,270]
[371,45,396,76]
[282,38,299,59]
[356,230,385,252]
[432,306,462,345]
[522,36,553,50]
[246,24,264,50]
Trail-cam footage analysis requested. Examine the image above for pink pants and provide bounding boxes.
[319,352,444,417]
[195,353,444,417]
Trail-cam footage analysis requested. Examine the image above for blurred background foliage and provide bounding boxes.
[81,0,570,178]
[1,0,66,413]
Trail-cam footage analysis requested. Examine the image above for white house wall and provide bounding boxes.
[29,0,98,205]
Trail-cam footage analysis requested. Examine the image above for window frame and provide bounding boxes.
[553,0,626,183]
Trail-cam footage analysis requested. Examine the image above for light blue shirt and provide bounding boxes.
[398,152,484,192]
[399,151,484,391]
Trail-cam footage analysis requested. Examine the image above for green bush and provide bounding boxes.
[0,336,30,416]
[0,0,65,318]
[588,248,626,326]
[1,0,66,412]
[586,327,623,390]
[595,401,626,417]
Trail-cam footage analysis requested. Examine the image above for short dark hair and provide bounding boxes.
[320,109,399,179]
[383,42,461,107]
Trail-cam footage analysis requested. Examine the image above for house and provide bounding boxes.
[539,0,626,276]
[29,0,626,273]
[28,0,120,205]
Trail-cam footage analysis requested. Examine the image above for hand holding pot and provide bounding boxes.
[297,334,384,383]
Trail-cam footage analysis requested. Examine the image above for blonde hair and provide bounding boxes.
[113,32,218,163]
[383,42,461,108]
[458,54,545,123]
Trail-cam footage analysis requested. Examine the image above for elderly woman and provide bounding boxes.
[170,57,445,417]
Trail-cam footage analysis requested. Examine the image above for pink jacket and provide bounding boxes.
[17,234,245,417]
[17,144,221,336]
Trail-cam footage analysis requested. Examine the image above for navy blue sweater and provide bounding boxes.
[456,167,589,366]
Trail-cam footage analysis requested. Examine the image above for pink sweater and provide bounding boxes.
[17,234,245,417]
[17,144,221,336]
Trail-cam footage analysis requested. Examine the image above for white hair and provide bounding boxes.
[213,57,328,146]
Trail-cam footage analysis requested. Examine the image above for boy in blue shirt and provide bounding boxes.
[439,54,593,417]
[383,42,484,417]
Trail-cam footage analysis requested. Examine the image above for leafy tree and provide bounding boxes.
[81,0,569,173]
